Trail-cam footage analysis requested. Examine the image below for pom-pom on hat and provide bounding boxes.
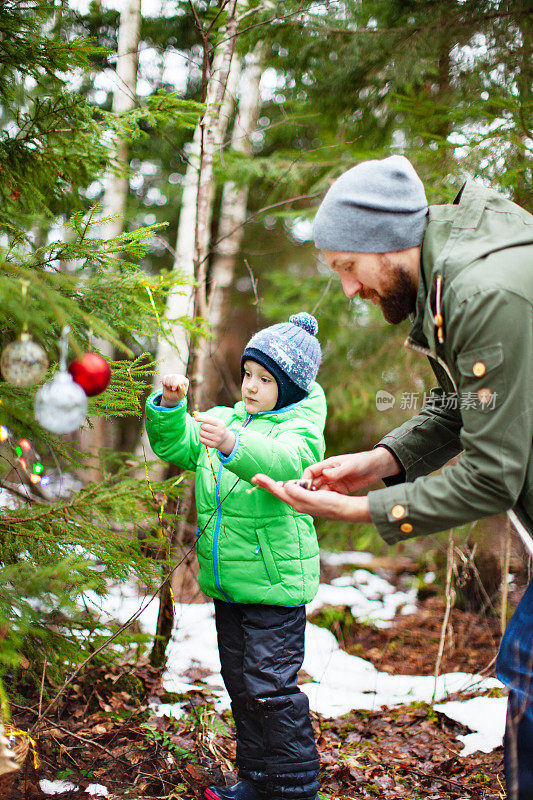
[313,155,428,254]
[241,312,321,409]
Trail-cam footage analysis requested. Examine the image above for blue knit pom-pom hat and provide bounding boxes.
[241,312,322,409]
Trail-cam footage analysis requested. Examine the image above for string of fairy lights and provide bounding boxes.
[0,424,50,487]
[0,311,111,496]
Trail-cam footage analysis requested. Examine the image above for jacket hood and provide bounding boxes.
[410,179,533,349]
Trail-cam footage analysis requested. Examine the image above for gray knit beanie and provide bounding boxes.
[242,312,321,393]
[313,155,428,253]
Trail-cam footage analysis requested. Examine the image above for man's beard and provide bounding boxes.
[361,256,418,324]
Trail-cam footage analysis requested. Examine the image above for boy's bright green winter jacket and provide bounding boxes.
[145,383,327,606]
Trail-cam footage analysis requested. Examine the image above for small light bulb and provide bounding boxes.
[19,457,27,470]
[0,425,9,442]
[30,473,41,484]
[20,439,31,451]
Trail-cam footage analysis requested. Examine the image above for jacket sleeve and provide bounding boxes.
[217,418,326,484]
[144,391,202,471]
[377,387,464,484]
[369,289,533,542]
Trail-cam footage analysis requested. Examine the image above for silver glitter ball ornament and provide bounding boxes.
[1,332,49,386]
[35,371,88,434]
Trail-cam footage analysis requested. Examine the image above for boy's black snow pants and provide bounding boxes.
[214,600,320,800]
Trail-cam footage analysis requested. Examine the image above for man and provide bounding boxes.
[252,155,533,800]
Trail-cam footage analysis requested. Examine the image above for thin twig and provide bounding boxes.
[216,2,304,47]
[432,529,455,704]
[15,708,132,766]
[397,762,486,794]
[38,658,47,721]
[501,517,512,637]
[243,259,259,304]
[187,0,210,103]
[311,275,333,315]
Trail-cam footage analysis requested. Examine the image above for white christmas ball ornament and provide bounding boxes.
[1,333,49,386]
[35,372,88,434]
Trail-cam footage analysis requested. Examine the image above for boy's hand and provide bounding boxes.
[161,374,189,407]
[195,413,236,455]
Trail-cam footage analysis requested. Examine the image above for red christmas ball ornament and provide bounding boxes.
[68,352,111,397]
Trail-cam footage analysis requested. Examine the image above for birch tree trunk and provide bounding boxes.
[149,2,245,667]
[200,44,263,408]
[137,45,241,467]
[80,0,141,478]
[102,0,141,237]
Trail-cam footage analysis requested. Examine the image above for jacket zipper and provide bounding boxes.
[404,337,458,393]
[212,461,231,601]
[211,411,254,601]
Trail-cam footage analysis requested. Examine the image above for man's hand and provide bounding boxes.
[301,447,401,494]
[250,475,371,522]
[161,373,189,407]
[195,413,236,455]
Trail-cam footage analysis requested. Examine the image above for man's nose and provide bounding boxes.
[341,276,363,298]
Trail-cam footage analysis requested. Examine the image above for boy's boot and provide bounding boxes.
[205,770,268,800]
[204,780,265,800]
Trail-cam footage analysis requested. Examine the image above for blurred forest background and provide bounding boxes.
[0,0,531,703]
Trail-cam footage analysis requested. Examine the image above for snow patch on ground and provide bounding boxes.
[435,697,508,756]
[86,571,506,755]
[0,487,20,509]
[301,622,501,715]
[320,550,375,567]
[307,568,418,627]
[85,785,109,796]
[40,779,79,794]
[40,778,109,795]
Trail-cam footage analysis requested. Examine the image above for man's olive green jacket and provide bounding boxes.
[368,180,533,543]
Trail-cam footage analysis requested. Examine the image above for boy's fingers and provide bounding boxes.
[200,424,220,436]
[194,413,219,424]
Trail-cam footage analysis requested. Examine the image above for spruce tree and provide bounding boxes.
[0,0,203,707]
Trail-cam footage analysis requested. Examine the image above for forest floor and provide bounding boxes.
[6,554,516,800]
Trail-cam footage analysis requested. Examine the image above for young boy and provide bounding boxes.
[144,312,326,800]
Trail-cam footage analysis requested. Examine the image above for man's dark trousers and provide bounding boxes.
[496,580,533,800]
[214,600,319,799]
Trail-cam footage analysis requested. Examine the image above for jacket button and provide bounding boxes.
[391,504,406,519]
[473,361,486,377]
[400,522,413,533]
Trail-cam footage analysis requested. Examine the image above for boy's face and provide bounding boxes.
[241,360,278,414]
